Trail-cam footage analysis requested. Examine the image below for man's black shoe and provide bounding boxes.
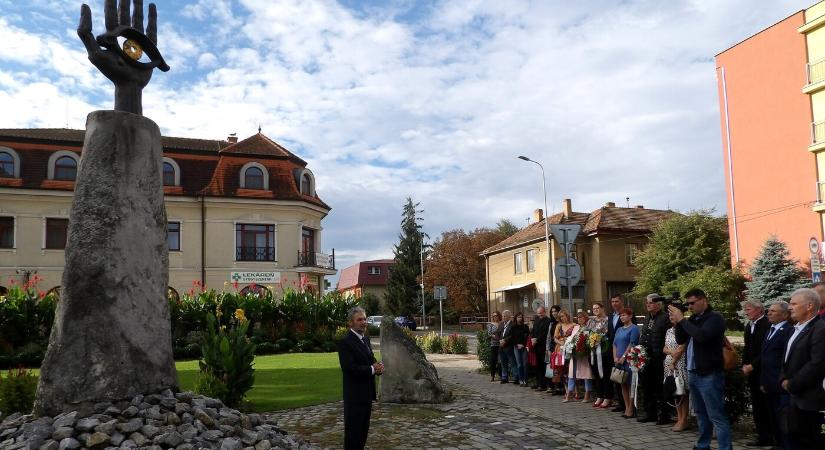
[636,416,657,423]
[611,405,624,412]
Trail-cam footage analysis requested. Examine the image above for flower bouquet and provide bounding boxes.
[573,328,591,357]
[625,345,647,372]
[586,330,609,352]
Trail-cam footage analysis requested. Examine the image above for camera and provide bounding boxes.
[662,292,688,313]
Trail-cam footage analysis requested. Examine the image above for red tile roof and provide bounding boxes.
[0,128,328,209]
[481,206,677,255]
[338,259,395,291]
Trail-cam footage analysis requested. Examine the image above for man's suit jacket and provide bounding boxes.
[759,322,794,393]
[781,316,825,411]
[500,320,514,348]
[338,330,377,404]
[743,315,770,378]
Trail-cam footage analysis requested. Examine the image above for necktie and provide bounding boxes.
[765,326,776,342]
[362,336,371,350]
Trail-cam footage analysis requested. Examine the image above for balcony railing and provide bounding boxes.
[808,58,825,86]
[817,182,825,205]
[236,246,276,262]
[297,250,335,269]
[813,120,825,145]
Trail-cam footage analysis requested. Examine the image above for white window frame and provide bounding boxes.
[0,146,21,178]
[239,162,269,190]
[367,266,381,275]
[526,249,536,273]
[47,150,81,180]
[514,252,523,274]
[298,168,315,196]
[162,157,181,186]
[233,220,278,262]
[167,220,182,252]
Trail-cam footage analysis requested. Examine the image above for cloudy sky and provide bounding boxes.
[0,0,812,281]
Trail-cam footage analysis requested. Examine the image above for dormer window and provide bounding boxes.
[239,162,269,190]
[54,156,77,181]
[163,162,175,186]
[0,150,16,178]
[298,168,315,196]
[367,266,381,275]
[47,151,80,181]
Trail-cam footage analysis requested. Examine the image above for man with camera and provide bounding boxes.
[638,293,671,424]
[668,288,732,450]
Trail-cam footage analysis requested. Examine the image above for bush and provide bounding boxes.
[276,338,294,352]
[255,342,278,355]
[725,344,750,424]
[295,339,315,353]
[0,367,38,414]
[321,341,337,352]
[193,371,229,403]
[419,332,443,353]
[197,311,256,406]
[366,324,380,337]
[444,333,469,354]
[477,330,491,372]
[334,327,349,342]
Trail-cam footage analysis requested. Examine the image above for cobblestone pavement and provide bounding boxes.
[267,354,761,450]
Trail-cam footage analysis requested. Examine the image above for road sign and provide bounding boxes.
[550,224,581,246]
[554,257,581,286]
[810,238,820,254]
[434,285,447,300]
[815,271,822,283]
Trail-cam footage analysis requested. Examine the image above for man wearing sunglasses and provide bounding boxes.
[668,288,731,450]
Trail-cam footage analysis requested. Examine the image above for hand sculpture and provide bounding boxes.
[78,0,170,115]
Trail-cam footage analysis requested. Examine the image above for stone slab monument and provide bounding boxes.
[378,319,452,403]
[34,0,176,416]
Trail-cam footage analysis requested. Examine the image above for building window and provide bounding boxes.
[0,217,13,248]
[244,167,264,189]
[301,173,312,195]
[163,162,175,186]
[526,249,536,272]
[235,223,275,261]
[626,243,645,266]
[167,222,180,251]
[54,156,77,181]
[514,252,523,274]
[0,152,14,177]
[368,266,381,275]
[45,218,69,249]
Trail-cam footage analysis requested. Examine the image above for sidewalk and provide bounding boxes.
[267,354,760,449]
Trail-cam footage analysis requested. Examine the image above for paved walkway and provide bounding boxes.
[268,354,760,450]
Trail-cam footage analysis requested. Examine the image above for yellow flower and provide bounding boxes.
[234,308,247,323]
[223,281,230,289]
[220,325,226,332]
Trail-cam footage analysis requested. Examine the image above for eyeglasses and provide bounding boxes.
[687,301,697,305]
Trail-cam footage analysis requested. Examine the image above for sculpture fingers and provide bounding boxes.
[132,0,144,32]
[77,4,100,54]
[147,3,157,44]
[104,0,118,31]
[119,0,130,26]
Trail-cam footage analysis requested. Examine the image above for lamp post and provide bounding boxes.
[517,155,554,308]
[420,230,426,330]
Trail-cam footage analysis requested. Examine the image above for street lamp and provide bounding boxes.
[420,229,426,330]
[517,155,554,308]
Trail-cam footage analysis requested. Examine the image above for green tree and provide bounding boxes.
[495,218,520,237]
[385,197,426,316]
[633,211,745,327]
[745,236,805,302]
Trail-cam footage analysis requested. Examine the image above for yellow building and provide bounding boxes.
[0,128,335,298]
[481,199,676,316]
[337,259,395,305]
[801,2,825,239]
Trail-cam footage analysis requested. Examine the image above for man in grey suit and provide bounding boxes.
[780,288,825,450]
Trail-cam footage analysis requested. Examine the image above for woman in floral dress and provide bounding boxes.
[564,311,594,402]
[663,323,689,431]
[587,303,611,408]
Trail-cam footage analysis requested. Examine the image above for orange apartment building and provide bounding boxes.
[716,1,825,271]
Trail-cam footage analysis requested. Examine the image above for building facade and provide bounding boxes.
[337,259,395,307]
[716,1,825,269]
[0,129,335,297]
[480,200,675,316]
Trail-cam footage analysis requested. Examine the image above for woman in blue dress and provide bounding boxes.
[612,307,640,418]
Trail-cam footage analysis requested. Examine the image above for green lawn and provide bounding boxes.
[5,352,354,413]
[178,352,345,412]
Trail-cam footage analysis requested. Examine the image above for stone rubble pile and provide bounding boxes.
[0,391,315,450]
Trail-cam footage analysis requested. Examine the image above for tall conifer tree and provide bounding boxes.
[385,197,425,316]
[745,236,805,302]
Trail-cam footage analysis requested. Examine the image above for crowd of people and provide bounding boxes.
[486,287,825,450]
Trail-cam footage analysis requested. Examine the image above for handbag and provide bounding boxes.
[722,336,740,371]
[674,372,685,396]
[610,366,629,384]
[545,363,554,378]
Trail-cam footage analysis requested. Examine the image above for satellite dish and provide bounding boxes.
[531,299,543,311]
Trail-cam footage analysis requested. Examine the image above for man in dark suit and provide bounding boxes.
[638,293,671,424]
[740,299,771,446]
[759,300,793,449]
[607,293,636,412]
[338,307,384,450]
[781,288,825,450]
[498,310,515,383]
[531,306,551,390]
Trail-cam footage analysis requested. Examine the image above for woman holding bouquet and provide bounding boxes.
[587,303,611,408]
[564,311,594,403]
[613,308,640,418]
[553,310,576,399]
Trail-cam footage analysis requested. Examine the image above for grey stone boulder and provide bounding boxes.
[378,318,452,403]
[34,110,176,416]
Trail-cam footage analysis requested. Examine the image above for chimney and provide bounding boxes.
[533,208,544,223]
[563,198,572,219]
[635,205,644,209]
[605,202,616,208]
[227,133,238,143]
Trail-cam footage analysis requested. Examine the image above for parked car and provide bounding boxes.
[394,315,417,331]
[366,316,384,328]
